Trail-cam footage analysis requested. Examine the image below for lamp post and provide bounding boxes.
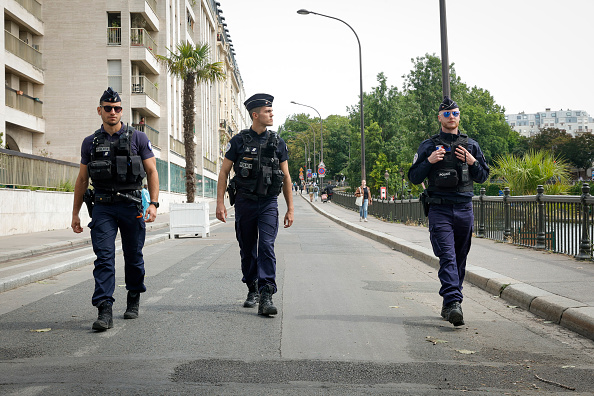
[296,9,365,180]
[439,0,450,98]
[384,170,389,200]
[290,101,323,165]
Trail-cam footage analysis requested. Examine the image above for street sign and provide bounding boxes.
[318,167,326,176]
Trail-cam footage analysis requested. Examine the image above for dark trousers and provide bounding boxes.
[428,202,473,305]
[89,202,146,306]
[234,195,279,293]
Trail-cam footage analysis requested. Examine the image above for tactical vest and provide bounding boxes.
[427,133,473,193]
[232,129,284,198]
[87,126,146,192]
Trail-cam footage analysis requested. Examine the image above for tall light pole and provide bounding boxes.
[290,101,323,164]
[296,9,365,180]
[439,0,450,98]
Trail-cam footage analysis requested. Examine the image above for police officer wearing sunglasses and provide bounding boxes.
[71,87,159,331]
[408,96,489,327]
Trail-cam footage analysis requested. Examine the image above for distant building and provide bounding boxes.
[505,109,594,137]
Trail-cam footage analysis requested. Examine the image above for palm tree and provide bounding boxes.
[157,41,225,203]
[492,150,571,195]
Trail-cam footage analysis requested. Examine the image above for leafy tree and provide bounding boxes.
[527,127,571,153]
[564,133,594,177]
[157,42,225,203]
[492,150,571,195]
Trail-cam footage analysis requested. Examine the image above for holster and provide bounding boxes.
[420,190,430,217]
[83,189,95,218]
[227,180,236,206]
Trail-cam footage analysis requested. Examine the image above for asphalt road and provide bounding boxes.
[1,196,594,395]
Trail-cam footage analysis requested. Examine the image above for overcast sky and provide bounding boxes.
[218,0,594,128]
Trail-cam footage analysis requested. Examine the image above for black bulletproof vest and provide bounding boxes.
[427,133,473,193]
[232,129,284,197]
[87,126,146,192]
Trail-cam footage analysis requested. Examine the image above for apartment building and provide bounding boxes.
[505,109,594,138]
[1,0,248,198]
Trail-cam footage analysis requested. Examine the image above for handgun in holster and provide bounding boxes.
[420,190,430,217]
[83,189,95,218]
[227,180,236,206]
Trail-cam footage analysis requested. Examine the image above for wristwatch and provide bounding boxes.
[149,201,159,209]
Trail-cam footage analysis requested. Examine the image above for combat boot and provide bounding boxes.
[258,284,278,316]
[124,291,140,319]
[442,301,464,326]
[92,300,113,331]
[243,280,259,308]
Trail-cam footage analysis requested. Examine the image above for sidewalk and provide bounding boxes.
[301,194,594,341]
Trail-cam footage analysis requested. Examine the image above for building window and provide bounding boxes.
[107,60,122,93]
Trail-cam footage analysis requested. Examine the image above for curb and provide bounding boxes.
[304,196,594,341]
[0,222,170,264]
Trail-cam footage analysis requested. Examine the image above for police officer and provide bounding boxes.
[408,96,489,327]
[71,87,159,331]
[216,93,294,316]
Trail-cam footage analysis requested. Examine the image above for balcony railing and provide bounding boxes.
[132,123,160,148]
[170,137,186,157]
[107,27,121,45]
[15,0,42,20]
[5,87,43,118]
[203,157,217,174]
[131,75,158,102]
[0,149,78,190]
[130,28,157,57]
[4,30,42,69]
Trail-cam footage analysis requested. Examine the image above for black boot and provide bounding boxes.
[124,291,140,319]
[243,280,259,308]
[92,300,113,331]
[442,301,464,326]
[258,284,278,316]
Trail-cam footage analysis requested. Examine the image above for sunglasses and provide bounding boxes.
[442,111,460,118]
[101,105,123,113]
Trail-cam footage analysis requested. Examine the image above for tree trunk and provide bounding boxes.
[183,73,196,203]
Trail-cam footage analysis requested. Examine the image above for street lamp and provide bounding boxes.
[439,0,450,98]
[290,101,323,165]
[384,170,389,199]
[296,9,366,180]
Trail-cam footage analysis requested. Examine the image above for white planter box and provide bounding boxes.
[169,202,210,238]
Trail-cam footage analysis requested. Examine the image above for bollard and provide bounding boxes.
[477,187,486,238]
[503,187,511,239]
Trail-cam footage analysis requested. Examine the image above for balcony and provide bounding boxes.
[131,76,160,117]
[170,137,186,158]
[14,0,42,20]
[107,27,121,46]
[130,0,159,31]
[132,123,160,149]
[130,28,159,74]
[4,87,45,133]
[4,30,42,69]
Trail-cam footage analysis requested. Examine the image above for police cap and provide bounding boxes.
[100,87,121,104]
[438,96,458,111]
[244,93,273,112]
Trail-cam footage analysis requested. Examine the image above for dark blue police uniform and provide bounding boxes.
[408,97,489,325]
[225,128,289,294]
[81,123,154,307]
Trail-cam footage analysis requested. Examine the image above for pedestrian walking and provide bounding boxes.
[216,93,294,317]
[71,87,159,331]
[313,183,319,201]
[300,183,304,195]
[308,183,314,202]
[408,96,489,327]
[355,180,372,222]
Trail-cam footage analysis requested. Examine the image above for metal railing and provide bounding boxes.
[333,184,594,260]
[14,0,42,20]
[132,123,160,148]
[170,137,186,157]
[130,28,157,56]
[107,27,121,45]
[203,157,217,174]
[131,75,158,102]
[4,30,42,68]
[5,87,43,118]
[0,149,78,190]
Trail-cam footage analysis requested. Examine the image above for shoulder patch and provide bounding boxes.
[147,141,153,151]
[413,153,418,164]
[225,142,231,152]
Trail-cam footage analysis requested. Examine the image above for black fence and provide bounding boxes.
[333,184,594,260]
